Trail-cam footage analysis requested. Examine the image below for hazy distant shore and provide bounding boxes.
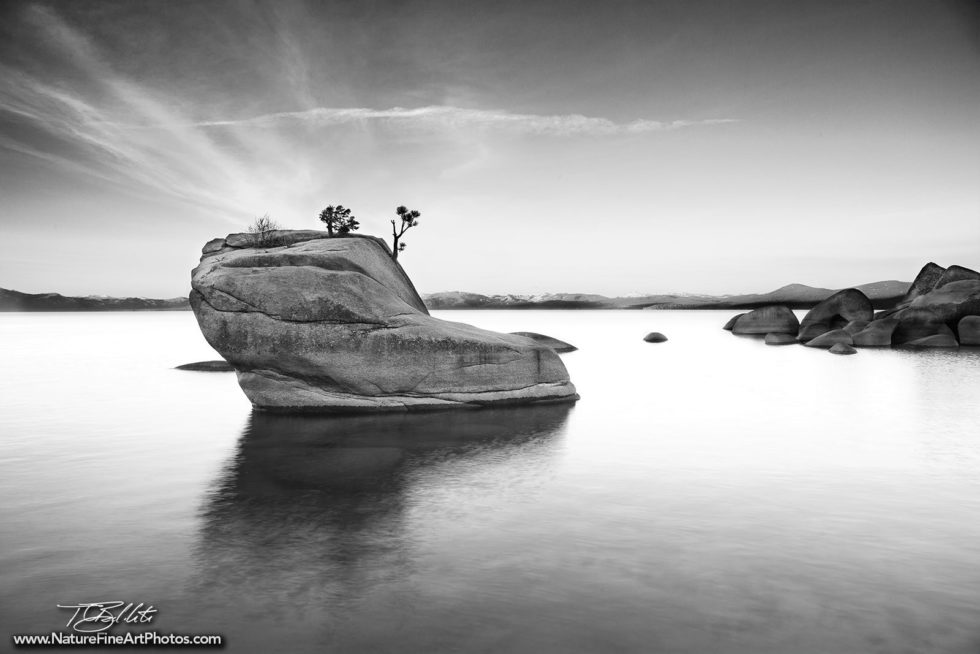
[1,279,911,312]
[423,280,911,311]
[0,288,190,312]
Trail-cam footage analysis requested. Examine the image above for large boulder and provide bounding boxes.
[932,265,980,290]
[891,307,956,345]
[879,263,979,321]
[731,306,799,335]
[643,332,668,343]
[852,318,899,347]
[901,262,946,303]
[190,233,578,412]
[908,280,980,325]
[797,289,873,341]
[958,316,980,346]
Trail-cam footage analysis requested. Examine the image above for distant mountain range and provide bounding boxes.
[0,279,910,312]
[423,280,911,311]
[0,288,190,311]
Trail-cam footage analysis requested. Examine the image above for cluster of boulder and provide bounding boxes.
[724,263,980,354]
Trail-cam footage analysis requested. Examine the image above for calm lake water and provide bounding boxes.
[2,310,980,653]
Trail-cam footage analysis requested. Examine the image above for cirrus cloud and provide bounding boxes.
[165,105,740,137]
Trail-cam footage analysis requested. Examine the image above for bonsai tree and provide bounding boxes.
[390,205,420,260]
[318,204,359,236]
[247,213,282,247]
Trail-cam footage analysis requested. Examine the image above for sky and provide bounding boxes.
[0,0,978,297]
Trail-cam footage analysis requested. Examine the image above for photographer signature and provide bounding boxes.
[57,602,158,633]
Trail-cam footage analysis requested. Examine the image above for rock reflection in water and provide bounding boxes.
[191,404,571,640]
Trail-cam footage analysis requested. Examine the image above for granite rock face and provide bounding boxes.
[882,265,980,319]
[908,280,980,325]
[190,233,578,412]
[932,265,980,290]
[731,306,799,335]
[852,318,899,347]
[901,262,947,303]
[798,289,874,342]
[804,329,853,349]
[842,320,870,336]
[892,307,956,345]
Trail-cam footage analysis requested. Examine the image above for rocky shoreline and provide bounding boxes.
[423,281,910,311]
[724,263,980,352]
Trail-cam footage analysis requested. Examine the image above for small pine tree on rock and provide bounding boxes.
[318,204,360,236]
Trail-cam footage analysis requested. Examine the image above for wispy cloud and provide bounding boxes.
[165,106,739,136]
[0,5,292,223]
[0,4,739,226]
[0,62,266,222]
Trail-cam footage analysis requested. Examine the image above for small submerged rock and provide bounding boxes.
[510,332,577,353]
[764,333,797,345]
[643,332,668,343]
[829,343,857,355]
[176,360,235,372]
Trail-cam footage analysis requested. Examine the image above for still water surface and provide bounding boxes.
[1,310,980,653]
